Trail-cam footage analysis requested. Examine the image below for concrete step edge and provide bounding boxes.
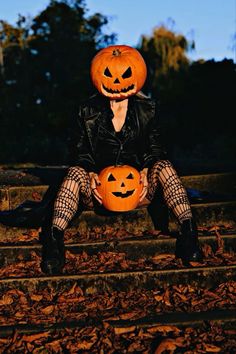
[0,233,235,250]
[0,264,235,285]
[0,308,235,337]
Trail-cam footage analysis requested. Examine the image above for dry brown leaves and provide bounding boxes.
[2,223,234,245]
[0,228,40,244]
[0,251,41,278]
[0,226,236,279]
[154,337,185,354]
[0,281,235,328]
[1,243,235,280]
[0,322,235,353]
[0,224,235,352]
[17,229,40,243]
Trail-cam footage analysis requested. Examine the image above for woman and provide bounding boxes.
[40,45,203,274]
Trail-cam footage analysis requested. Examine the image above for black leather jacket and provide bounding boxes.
[69,92,167,173]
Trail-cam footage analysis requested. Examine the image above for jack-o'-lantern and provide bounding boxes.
[97,165,143,211]
[90,45,147,99]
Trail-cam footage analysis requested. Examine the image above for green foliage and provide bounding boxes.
[139,24,235,173]
[140,24,193,93]
[0,0,116,164]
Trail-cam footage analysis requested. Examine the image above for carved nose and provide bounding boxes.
[121,182,125,187]
[114,78,120,84]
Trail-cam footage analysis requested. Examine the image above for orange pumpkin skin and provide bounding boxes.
[97,165,143,212]
[90,45,147,99]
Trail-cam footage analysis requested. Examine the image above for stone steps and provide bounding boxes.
[0,170,236,351]
[1,234,236,266]
[1,309,235,337]
[0,200,235,242]
[1,264,236,292]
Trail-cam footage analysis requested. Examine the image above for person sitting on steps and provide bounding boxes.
[39,45,203,275]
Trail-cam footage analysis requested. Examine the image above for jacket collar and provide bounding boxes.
[89,92,136,117]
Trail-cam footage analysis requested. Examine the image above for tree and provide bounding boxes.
[139,22,194,95]
[139,23,236,173]
[0,0,116,164]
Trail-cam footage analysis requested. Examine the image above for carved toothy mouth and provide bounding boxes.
[112,190,135,198]
[102,84,135,94]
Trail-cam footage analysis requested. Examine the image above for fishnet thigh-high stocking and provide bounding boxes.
[53,167,93,230]
[146,160,192,223]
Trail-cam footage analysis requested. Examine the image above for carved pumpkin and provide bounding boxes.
[97,165,143,212]
[90,45,147,99]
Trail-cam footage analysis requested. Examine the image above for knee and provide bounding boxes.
[67,166,88,182]
[152,159,173,171]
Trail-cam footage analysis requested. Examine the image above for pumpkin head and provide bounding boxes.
[90,45,147,99]
[97,165,143,212]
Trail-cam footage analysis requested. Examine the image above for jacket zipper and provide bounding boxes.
[100,125,127,166]
[115,141,123,166]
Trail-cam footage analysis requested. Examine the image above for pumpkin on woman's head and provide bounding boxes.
[90,45,147,99]
[97,165,143,211]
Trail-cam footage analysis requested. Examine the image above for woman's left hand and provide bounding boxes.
[139,168,148,202]
[89,172,103,204]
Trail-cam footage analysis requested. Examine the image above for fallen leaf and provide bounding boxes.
[147,325,181,334]
[215,229,225,254]
[189,261,203,267]
[175,292,188,301]
[26,342,34,352]
[6,289,25,296]
[45,339,63,352]
[114,326,136,335]
[154,295,163,301]
[66,282,77,295]
[152,254,175,263]
[41,305,55,315]
[75,338,97,350]
[14,312,25,318]
[0,294,14,306]
[32,192,42,201]
[30,294,43,302]
[204,343,221,352]
[22,331,50,343]
[202,244,214,257]
[127,341,146,352]
[0,338,10,345]
[119,312,139,320]
[163,289,172,306]
[154,338,179,354]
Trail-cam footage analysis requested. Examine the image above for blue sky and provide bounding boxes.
[0,0,235,62]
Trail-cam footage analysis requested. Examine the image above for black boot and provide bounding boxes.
[40,226,65,275]
[175,219,203,265]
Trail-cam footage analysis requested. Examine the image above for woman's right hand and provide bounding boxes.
[89,172,103,204]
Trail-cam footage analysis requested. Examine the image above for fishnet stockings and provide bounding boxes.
[147,160,192,223]
[52,160,192,231]
[53,167,92,230]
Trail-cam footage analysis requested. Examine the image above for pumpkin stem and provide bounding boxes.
[112,49,121,56]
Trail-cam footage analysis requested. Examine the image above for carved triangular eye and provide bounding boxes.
[108,173,116,181]
[122,67,132,79]
[104,67,112,77]
[126,173,134,179]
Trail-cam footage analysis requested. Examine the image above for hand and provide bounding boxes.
[89,172,103,204]
[139,168,148,202]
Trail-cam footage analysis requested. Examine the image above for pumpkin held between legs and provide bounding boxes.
[97,165,143,212]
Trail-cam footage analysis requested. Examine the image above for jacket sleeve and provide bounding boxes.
[67,109,96,172]
[142,102,168,169]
